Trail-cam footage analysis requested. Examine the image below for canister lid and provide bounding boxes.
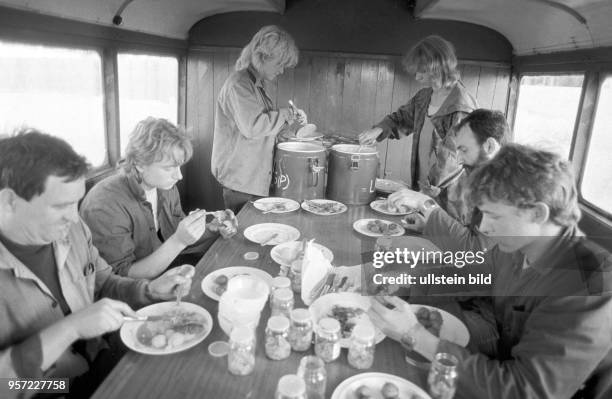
[331,144,378,155]
[290,308,311,323]
[352,322,376,341]
[208,341,230,357]
[277,142,325,153]
[273,287,294,301]
[272,276,291,289]
[229,325,254,344]
[243,251,259,260]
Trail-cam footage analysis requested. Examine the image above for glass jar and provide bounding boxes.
[289,259,302,293]
[314,317,341,363]
[375,236,393,252]
[297,355,327,399]
[271,288,294,319]
[428,352,459,399]
[227,326,255,376]
[270,276,291,308]
[289,308,313,352]
[265,315,291,360]
[347,322,376,369]
[275,374,307,399]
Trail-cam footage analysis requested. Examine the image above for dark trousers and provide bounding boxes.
[222,187,263,214]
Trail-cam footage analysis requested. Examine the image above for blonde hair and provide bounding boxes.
[123,117,193,173]
[402,35,460,88]
[235,25,299,72]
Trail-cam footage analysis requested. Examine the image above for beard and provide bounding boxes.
[463,148,490,172]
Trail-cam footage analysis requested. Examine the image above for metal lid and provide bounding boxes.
[331,144,378,155]
[277,142,325,153]
[276,375,306,396]
[352,322,376,341]
[290,308,311,323]
[208,341,230,357]
[273,288,294,301]
[318,317,341,333]
[272,276,291,289]
[267,315,290,332]
[243,251,259,260]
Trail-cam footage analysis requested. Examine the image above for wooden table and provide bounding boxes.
[93,202,430,399]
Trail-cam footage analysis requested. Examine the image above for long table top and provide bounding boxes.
[93,202,431,399]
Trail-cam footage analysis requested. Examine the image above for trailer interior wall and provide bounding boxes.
[185,1,513,212]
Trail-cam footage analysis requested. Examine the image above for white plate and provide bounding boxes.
[120,302,213,356]
[243,223,300,245]
[413,305,470,347]
[331,372,431,399]
[375,178,408,194]
[270,241,334,267]
[309,292,385,348]
[369,199,414,216]
[353,218,405,237]
[253,197,300,213]
[301,199,347,215]
[201,266,274,301]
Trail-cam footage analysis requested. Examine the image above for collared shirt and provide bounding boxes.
[423,208,612,399]
[0,219,149,385]
[80,171,216,277]
[211,65,292,196]
[375,82,478,223]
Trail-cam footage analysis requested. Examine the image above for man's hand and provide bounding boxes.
[367,296,418,342]
[358,127,383,145]
[173,210,208,246]
[387,188,431,212]
[148,265,194,300]
[401,212,426,233]
[64,298,137,340]
[295,108,308,124]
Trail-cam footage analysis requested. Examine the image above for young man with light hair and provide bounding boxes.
[370,144,612,399]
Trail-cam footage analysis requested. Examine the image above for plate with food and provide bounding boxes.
[413,305,469,346]
[369,199,415,216]
[243,223,300,245]
[331,372,431,399]
[301,199,347,215]
[375,179,408,194]
[253,197,300,214]
[309,293,385,347]
[120,302,212,355]
[270,240,334,267]
[353,219,405,237]
[201,266,274,301]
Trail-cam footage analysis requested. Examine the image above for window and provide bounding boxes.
[118,53,178,153]
[513,74,584,158]
[0,40,106,166]
[581,76,612,214]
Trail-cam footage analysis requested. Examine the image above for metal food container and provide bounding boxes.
[326,144,379,205]
[272,142,327,202]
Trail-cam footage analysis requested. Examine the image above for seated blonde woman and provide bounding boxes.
[212,25,305,213]
[81,117,236,279]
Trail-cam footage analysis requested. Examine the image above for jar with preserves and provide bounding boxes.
[227,326,255,376]
[289,259,302,293]
[270,276,291,308]
[314,317,341,363]
[271,288,294,319]
[428,352,458,399]
[347,322,375,369]
[288,308,313,352]
[265,315,291,360]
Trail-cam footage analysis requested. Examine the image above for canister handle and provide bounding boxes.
[350,154,360,170]
[309,158,325,187]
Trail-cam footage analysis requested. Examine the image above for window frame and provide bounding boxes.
[576,72,612,220]
[510,71,587,161]
[0,26,186,181]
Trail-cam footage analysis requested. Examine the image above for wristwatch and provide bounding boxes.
[420,198,439,213]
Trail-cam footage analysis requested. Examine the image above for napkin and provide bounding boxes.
[301,239,333,305]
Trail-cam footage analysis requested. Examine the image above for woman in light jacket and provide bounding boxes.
[359,35,478,224]
[211,25,305,213]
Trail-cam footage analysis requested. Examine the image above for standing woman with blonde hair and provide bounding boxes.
[359,35,478,224]
[212,25,306,213]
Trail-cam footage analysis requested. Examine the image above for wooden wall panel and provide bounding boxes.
[185,49,511,210]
